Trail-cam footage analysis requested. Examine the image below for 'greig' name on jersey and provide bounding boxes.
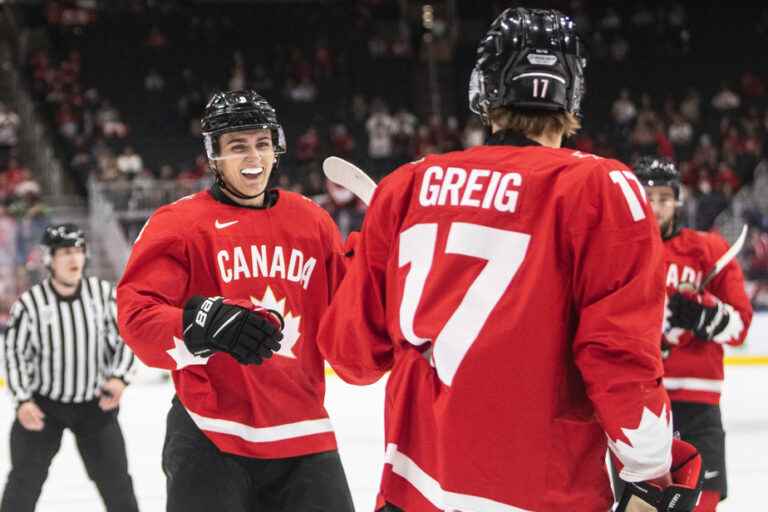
[419,165,522,213]
[217,245,317,289]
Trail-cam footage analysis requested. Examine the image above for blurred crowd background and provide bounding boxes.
[1,1,768,329]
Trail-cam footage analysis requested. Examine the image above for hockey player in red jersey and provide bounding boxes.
[318,7,702,512]
[117,90,354,511]
[632,156,753,511]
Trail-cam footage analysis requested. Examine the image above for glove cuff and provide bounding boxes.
[182,295,224,357]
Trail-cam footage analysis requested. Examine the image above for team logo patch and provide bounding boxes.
[250,286,301,359]
[527,53,558,66]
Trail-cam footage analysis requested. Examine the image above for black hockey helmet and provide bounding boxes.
[201,90,286,160]
[43,223,86,250]
[633,156,681,199]
[42,223,86,265]
[469,7,587,124]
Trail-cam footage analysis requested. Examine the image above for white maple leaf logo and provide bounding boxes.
[608,405,673,481]
[166,335,211,369]
[250,286,301,359]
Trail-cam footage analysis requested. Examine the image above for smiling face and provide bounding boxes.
[50,246,86,287]
[215,129,277,206]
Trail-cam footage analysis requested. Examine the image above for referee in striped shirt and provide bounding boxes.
[1,223,139,512]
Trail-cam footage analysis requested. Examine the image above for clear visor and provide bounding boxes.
[468,67,485,116]
[204,126,286,161]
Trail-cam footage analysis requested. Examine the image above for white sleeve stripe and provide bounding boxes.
[663,377,723,392]
[187,410,334,443]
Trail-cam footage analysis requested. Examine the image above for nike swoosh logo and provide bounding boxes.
[704,470,720,479]
[215,220,239,229]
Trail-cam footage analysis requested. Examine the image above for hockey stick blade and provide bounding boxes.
[699,224,748,291]
[322,156,377,206]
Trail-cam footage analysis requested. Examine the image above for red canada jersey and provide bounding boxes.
[318,141,673,511]
[117,189,346,458]
[662,228,753,404]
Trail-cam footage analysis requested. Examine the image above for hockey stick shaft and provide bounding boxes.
[699,224,748,291]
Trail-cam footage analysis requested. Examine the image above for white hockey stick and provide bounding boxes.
[322,156,377,206]
[699,224,748,291]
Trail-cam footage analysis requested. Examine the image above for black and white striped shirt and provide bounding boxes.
[2,277,135,405]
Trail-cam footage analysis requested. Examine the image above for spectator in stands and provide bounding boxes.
[0,201,17,329]
[712,82,741,113]
[69,139,96,182]
[462,116,485,148]
[145,25,168,48]
[695,178,728,231]
[611,88,637,127]
[2,158,31,192]
[9,181,48,288]
[144,68,165,92]
[740,71,765,100]
[251,64,275,93]
[329,123,355,159]
[443,116,463,152]
[316,179,365,239]
[0,103,20,168]
[631,118,659,156]
[680,88,702,124]
[668,113,695,161]
[286,77,317,103]
[57,103,78,140]
[296,126,320,163]
[158,164,177,181]
[98,154,121,182]
[366,101,396,173]
[745,228,768,309]
[116,146,143,179]
[229,52,247,91]
[392,107,418,158]
[97,100,127,138]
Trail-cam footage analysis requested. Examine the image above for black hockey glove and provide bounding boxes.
[666,290,729,341]
[182,296,283,365]
[616,439,702,512]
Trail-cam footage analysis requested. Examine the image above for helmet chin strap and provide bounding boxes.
[661,212,679,240]
[216,174,267,200]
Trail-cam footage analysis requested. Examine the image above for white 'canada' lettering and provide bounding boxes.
[217,245,317,289]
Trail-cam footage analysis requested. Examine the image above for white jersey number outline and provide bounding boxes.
[399,222,531,385]
[609,170,648,221]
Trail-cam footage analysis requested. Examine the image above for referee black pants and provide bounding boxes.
[0,395,139,512]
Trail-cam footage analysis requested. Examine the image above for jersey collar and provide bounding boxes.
[208,183,279,209]
[485,129,542,148]
[47,277,82,302]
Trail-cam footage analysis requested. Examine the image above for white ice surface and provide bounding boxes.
[0,366,764,511]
